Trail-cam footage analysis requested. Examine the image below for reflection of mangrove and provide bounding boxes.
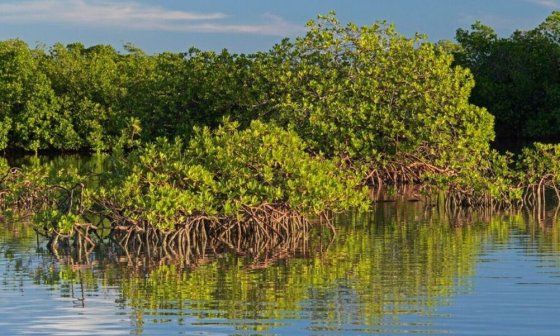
[40,226,322,275]
[5,207,493,332]
[6,202,560,333]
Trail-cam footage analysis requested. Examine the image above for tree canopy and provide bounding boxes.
[454,12,560,144]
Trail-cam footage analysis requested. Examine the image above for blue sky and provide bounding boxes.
[0,0,557,53]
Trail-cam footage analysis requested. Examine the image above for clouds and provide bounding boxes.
[0,0,303,36]
[524,0,560,9]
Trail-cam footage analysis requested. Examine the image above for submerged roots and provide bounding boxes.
[42,203,331,267]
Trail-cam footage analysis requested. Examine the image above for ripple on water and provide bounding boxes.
[3,202,560,335]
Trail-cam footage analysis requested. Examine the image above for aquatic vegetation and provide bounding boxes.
[0,121,368,254]
[423,150,523,208]
[0,160,87,241]
[89,120,368,252]
[517,143,560,206]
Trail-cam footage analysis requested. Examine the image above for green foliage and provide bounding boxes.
[95,139,217,230]
[248,13,494,173]
[94,121,368,231]
[41,43,129,151]
[518,143,560,185]
[0,157,87,236]
[0,157,7,172]
[187,120,368,214]
[0,39,78,152]
[34,210,83,235]
[455,13,560,142]
[122,48,256,140]
[0,39,261,152]
[425,149,523,206]
[0,116,10,151]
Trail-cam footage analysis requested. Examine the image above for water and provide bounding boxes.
[2,158,560,335]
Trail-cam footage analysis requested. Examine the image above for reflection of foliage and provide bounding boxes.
[105,205,497,331]
[97,207,560,332]
[4,201,560,333]
[0,221,37,255]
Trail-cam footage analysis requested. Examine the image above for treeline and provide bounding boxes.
[0,14,496,186]
[1,13,504,198]
[2,13,560,152]
[0,12,494,157]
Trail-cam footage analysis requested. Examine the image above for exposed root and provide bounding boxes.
[39,201,331,267]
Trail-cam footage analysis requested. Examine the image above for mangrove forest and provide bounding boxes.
[4,6,560,335]
[2,12,560,255]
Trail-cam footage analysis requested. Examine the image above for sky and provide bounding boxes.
[0,0,558,54]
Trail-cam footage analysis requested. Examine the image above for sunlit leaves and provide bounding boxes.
[95,121,369,231]
[248,13,494,179]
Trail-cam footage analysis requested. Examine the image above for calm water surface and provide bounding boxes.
[2,156,560,335]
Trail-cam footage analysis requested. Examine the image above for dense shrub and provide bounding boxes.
[0,13,494,166]
[39,43,127,151]
[94,120,368,232]
[120,48,256,141]
[0,121,368,250]
[0,158,85,234]
[0,41,258,153]
[515,143,560,206]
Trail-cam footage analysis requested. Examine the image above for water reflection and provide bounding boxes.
[3,197,560,335]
